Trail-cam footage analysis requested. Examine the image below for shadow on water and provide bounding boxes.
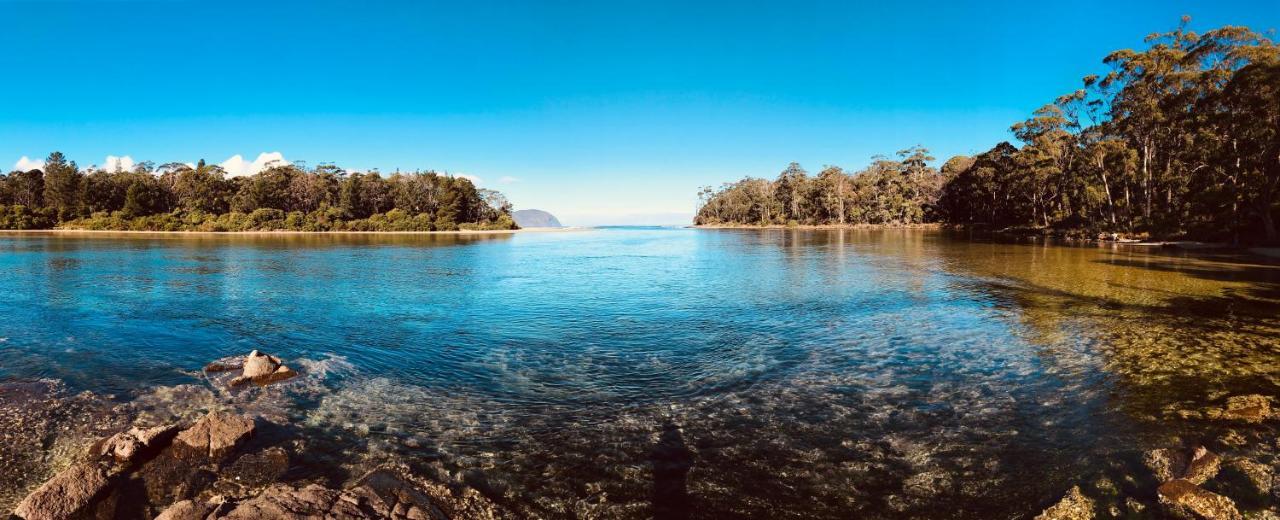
[651,422,693,520]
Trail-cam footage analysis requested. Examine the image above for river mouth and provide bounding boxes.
[3,228,1280,518]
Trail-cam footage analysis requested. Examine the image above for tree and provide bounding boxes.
[42,151,82,220]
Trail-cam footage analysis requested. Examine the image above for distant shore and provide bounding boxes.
[0,227,581,236]
[693,223,943,230]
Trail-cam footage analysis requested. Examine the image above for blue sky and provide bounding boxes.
[0,1,1275,225]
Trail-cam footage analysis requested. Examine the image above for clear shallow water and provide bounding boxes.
[3,228,1280,518]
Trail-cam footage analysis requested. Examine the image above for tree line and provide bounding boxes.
[0,154,517,231]
[696,19,1280,243]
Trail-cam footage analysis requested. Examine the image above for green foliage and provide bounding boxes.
[696,150,944,226]
[1,156,519,232]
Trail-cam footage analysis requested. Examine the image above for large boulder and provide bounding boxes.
[1157,479,1242,520]
[13,462,116,520]
[174,412,255,461]
[1034,486,1095,520]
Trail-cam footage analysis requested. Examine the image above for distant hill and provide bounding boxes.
[512,209,563,228]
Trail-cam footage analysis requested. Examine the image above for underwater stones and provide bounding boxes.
[1158,479,1242,520]
[213,447,291,496]
[1035,486,1095,520]
[1222,458,1274,500]
[1207,395,1273,424]
[13,462,115,520]
[174,412,255,461]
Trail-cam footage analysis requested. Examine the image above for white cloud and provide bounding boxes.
[13,156,44,172]
[497,176,520,185]
[220,152,289,177]
[102,155,135,172]
[456,173,482,185]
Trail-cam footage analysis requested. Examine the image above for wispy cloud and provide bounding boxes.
[221,152,289,177]
[13,156,44,172]
[497,176,520,185]
[102,155,135,172]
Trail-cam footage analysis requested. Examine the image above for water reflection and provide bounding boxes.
[2,229,1279,518]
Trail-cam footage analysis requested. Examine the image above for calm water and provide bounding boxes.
[3,228,1280,518]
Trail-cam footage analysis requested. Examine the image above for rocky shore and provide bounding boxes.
[5,351,512,520]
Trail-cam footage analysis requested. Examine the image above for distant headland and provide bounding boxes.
[511,209,562,228]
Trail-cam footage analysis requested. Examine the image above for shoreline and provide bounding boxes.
[692,223,943,230]
[0,227,582,236]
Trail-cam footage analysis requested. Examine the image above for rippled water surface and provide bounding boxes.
[3,228,1280,518]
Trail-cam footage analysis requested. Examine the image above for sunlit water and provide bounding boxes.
[2,228,1280,518]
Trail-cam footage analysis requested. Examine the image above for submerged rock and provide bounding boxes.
[1221,458,1274,501]
[1147,448,1192,483]
[1184,446,1223,486]
[13,462,115,520]
[1035,486,1095,520]
[1157,479,1242,520]
[1207,395,1272,424]
[174,412,255,461]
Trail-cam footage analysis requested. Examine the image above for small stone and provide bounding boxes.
[1035,486,1095,520]
[1157,479,1242,520]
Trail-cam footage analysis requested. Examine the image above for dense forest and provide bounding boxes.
[695,20,1280,243]
[0,156,516,231]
